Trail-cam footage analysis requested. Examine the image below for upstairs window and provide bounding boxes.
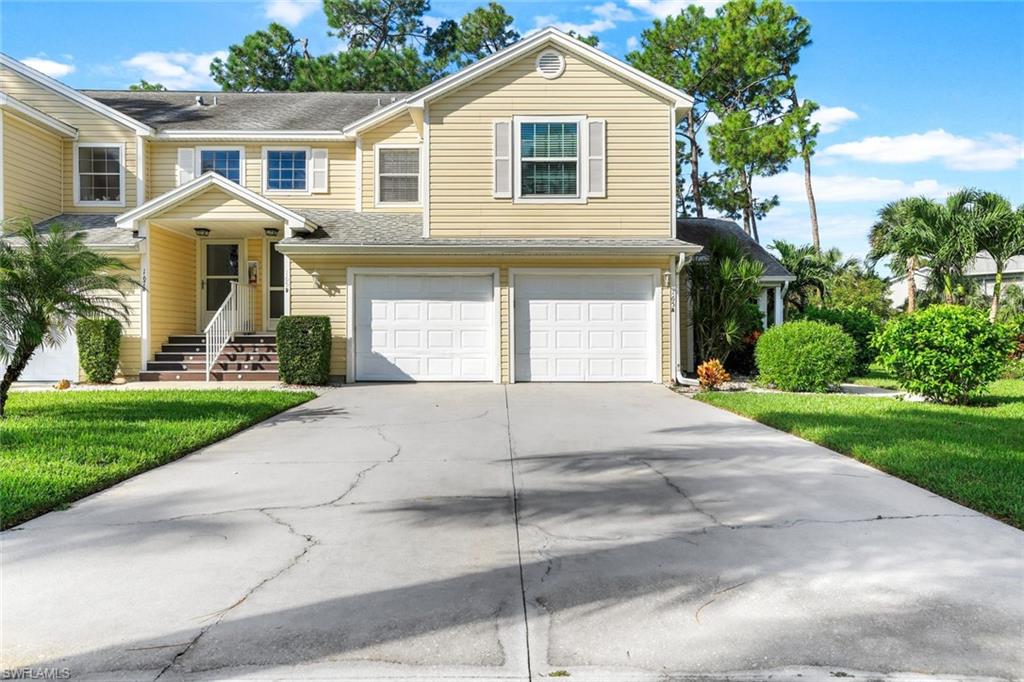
[199,148,243,183]
[265,149,307,191]
[376,147,420,205]
[75,143,124,205]
[520,121,578,197]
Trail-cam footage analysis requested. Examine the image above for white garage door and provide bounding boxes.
[354,274,496,381]
[514,273,657,382]
[0,333,79,382]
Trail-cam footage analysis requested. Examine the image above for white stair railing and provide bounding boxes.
[203,282,254,381]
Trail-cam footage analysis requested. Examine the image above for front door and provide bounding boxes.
[267,241,286,331]
[201,241,241,327]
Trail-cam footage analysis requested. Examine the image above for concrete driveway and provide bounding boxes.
[3,385,1022,681]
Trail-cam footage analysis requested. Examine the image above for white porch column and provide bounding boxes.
[773,285,784,327]
[757,289,769,329]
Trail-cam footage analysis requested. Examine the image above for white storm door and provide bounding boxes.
[354,274,495,381]
[201,241,241,327]
[514,273,656,382]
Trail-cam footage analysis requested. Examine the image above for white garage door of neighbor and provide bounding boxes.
[514,273,656,382]
[1,333,79,382]
[354,274,496,381]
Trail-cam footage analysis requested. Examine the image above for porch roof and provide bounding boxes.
[278,210,700,256]
[29,214,141,253]
[676,218,793,281]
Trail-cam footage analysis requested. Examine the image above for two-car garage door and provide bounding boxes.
[352,271,657,383]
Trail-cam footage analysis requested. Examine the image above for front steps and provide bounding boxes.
[139,333,280,382]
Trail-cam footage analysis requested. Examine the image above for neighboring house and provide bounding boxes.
[887,254,1024,309]
[0,28,790,384]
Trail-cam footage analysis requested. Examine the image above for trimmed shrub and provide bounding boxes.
[277,315,332,385]
[799,306,880,376]
[76,318,121,383]
[755,320,856,392]
[697,358,731,391]
[874,305,1014,404]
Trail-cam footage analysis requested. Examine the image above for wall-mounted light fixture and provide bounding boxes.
[311,271,322,289]
[193,227,211,237]
[264,227,280,237]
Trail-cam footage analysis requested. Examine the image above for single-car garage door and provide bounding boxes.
[354,274,496,381]
[0,332,79,382]
[514,272,657,382]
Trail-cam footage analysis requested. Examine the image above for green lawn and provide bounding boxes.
[0,389,314,529]
[847,364,902,390]
[695,380,1024,528]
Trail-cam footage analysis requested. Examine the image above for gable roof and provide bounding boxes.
[84,90,408,135]
[676,218,793,280]
[344,27,694,135]
[0,93,78,138]
[0,53,152,134]
[115,172,316,233]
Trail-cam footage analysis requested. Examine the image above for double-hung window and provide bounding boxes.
[265,148,308,192]
[75,143,125,205]
[519,121,579,198]
[375,146,420,205]
[198,148,243,183]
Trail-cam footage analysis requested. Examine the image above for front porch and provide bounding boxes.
[115,173,314,381]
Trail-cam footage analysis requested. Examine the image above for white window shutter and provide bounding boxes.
[311,148,329,193]
[176,148,195,186]
[587,119,606,198]
[493,119,512,198]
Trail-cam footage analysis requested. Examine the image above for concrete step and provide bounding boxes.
[138,370,280,382]
[147,361,279,372]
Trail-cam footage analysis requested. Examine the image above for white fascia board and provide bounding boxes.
[115,171,314,232]
[0,54,153,135]
[760,275,797,283]
[153,130,351,142]
[275,242,702,256]
[0,93,78,138]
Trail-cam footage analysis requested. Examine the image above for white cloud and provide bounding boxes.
[533,2,634,35]
[122,51,227,90]
[22,57,75,78]
[265,0,318,26]
[625,0,724,17]
[422,15,444,31]
[811,105,858,134]
[824,129,1024,171]
[626,36,639,50]
[756,172,955,203]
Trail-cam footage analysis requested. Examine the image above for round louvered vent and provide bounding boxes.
[535,50,565,79]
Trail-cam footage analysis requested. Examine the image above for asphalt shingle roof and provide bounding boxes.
[25,214,140,249]
[676,218,792,278]
[83,90,410,131]
[285,210,697,252]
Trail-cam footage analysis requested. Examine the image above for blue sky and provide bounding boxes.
[3,0,1022,262]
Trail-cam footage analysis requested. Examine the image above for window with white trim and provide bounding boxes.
[265,149,307,191]
[75,144,124,204]
[520,121,578,197]
[198,148,243,183]
[376,146,420,204]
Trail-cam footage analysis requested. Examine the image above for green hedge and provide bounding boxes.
[755,320,856,392]
[277,315,331,385]
[76,318,121,383]
[874,305,1014,404]
[799,306,880,376]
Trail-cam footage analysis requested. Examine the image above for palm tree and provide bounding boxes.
[769,240,833,313]
[0,219,135,416]
[961,192,1024,321]
[868,197,937,312]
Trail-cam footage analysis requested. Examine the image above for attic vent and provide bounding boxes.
[536,50,565,79]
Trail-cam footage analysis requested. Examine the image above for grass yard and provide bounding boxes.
[0,389,314,529]
[695,379,1024,528]
[847,364,902,390]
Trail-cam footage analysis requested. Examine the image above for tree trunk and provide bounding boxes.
[989,269,1003,323]
[790,84,820,253]
[0,336,37,418]
[943,274,954,304]
[745,170,760,243]
[906,257,917,313]
[686,111,703,218]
